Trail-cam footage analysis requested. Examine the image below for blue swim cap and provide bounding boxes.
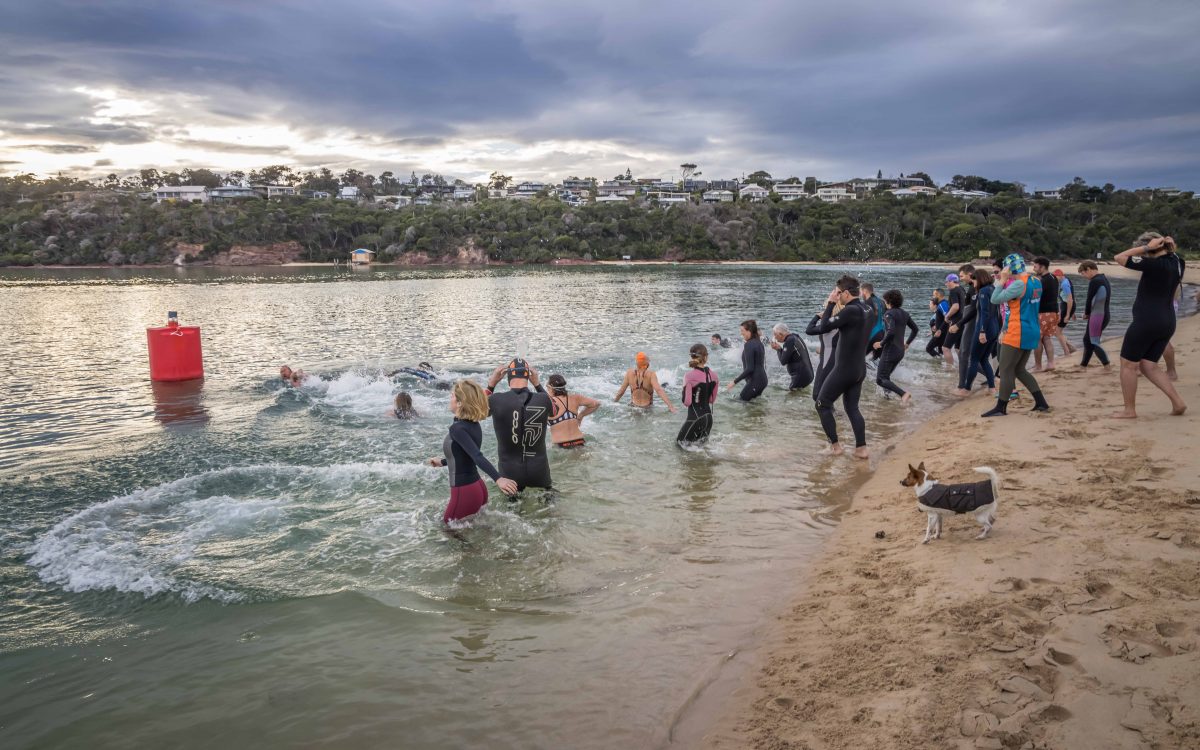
[1003,253,1026,273]
[945,273,959,283]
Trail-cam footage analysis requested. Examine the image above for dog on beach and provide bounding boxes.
[900,463,1000,543]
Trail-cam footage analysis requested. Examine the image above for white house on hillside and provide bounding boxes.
[738,183,770,202]
[154,186,209,203]
[209,186,258,201]
[1032,189,1061,200]
[339,186,360,201]
[774,184,809,201]
[702,190,734,202]
[816,187,856,203]
[889,186,938,198]
[595,194,629,203]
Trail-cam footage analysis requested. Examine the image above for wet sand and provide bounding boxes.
[697,273,1200,749]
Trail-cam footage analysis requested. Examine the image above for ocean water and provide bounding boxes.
[0,264,1150,749]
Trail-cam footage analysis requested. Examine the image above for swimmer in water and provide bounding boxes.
[614,353,677,412]
[392,391,417,419]
[1112,233,1187,418]
[813,276,871,458]
[677,343,719,445]
[428,379,517,523]
[711,333,732,349]
[389,361,452,390]
[546,374,601,448]
[486,358,554,490]
[279,365,306,387]
[725,320,768,401]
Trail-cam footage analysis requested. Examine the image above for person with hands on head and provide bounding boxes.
[770,322,814,391]
[429,379,518,524]
[485,358,554,490]
[614,352,677,412]
[813,276,872,459]
[1111,233,1187,418]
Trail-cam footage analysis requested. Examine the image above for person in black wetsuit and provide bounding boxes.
[950,264,977,395]
[873,289,919,402]
[814,275,872,459]
[770,323,814,391]
[1113,233,1187,418]
[806,307,840,404]
[925,289,946,358]
[429,380,518,522]
[711,333,732,349]
[861,283,887,360]
[942,274,966,366]
[726,319,768,401]
[677,344,720,445]
[1077,260,1112,367]
[485,358,554,490]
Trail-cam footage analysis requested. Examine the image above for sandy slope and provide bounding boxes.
[701,306,1199,749]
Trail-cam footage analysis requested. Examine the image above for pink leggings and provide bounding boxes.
[444,479,489,523]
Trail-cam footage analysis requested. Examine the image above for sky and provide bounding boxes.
[1,0,1198,190]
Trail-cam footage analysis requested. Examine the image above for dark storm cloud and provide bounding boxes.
[0,0,1197,187]
[14,144,97,154]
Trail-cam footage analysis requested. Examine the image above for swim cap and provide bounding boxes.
[1052,269,1064,277]
[635,352,649,368]
[506,358,530,381]
[1003,253,1026,274]
[945,273,959,283]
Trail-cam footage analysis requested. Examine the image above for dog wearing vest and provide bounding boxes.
[900,463,1000,543]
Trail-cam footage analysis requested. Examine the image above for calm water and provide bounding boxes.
[0,264,1152,749]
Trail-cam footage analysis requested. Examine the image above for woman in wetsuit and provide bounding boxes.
[1113,233,1187,418]
[1077,260,1111,367]
[873,289,919,402]
[428,380,517,523]
[546,374,601,448]
[677,344,719,445]
[814,275,871,458]
[726,319,768,401]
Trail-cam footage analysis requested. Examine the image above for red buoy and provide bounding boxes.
[147,311,204,382]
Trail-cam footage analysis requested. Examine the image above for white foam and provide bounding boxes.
[27,462,441,603]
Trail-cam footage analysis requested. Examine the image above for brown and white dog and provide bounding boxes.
[900,463,1000,543]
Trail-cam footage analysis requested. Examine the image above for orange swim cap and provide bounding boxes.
[635,352,649,367]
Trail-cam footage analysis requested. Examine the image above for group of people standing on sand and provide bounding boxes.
[279,230,1187,525]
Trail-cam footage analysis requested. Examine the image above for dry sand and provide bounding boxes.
[699,283,1200,749]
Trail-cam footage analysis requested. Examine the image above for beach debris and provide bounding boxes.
[998,674,1052,701]
[989,642,1020,653]
[959,708,999,737]
[874,530,885,539]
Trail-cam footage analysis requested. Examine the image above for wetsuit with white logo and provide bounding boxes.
[488,386,552,490]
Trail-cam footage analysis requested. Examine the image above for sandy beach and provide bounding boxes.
[699,268,1200,749]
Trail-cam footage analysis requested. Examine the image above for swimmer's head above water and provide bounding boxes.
[635,352,649,369]
[547,373,568,396]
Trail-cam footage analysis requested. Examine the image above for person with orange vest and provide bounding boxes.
[981,253,1050,417]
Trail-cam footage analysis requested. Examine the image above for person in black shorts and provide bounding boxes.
[873,289,919,402]
[813,275,872,459]
[1113,233,1186,418]
[942,274,966,366]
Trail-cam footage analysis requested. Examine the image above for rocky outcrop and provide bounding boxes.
[397,239,493,265]
[174,241,304,266]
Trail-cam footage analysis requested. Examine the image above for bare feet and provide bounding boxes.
[1168,371,1179,382]
[1171,402,1187,416]
[901,393,912,404]
[853,446,870,460]
[987,388,997,397]
[822,443,844,456]
[1111,410,1138,419]
[953,388,971,397]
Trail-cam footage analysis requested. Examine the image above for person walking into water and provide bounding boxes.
[1112,233,1187,418]
[429,380,518,523]
[677,344,719,445]
[942,274,966,366]
[546,374,601,448]
[926,289,947,358]
[1053,269,1076,357]
[1031,257,1060,371]
[807,303,841,403]
[950,264,978,396]
[726,320,768,401]
[770,323,814,391]
[964,267,999,395]
[1078,261,1112,368]
[873,289,918,402]
[982,254,1050,417]
[813,276,872,459]
[614,352,677,412]
[862,283,887,360]
[486,358,554,490]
